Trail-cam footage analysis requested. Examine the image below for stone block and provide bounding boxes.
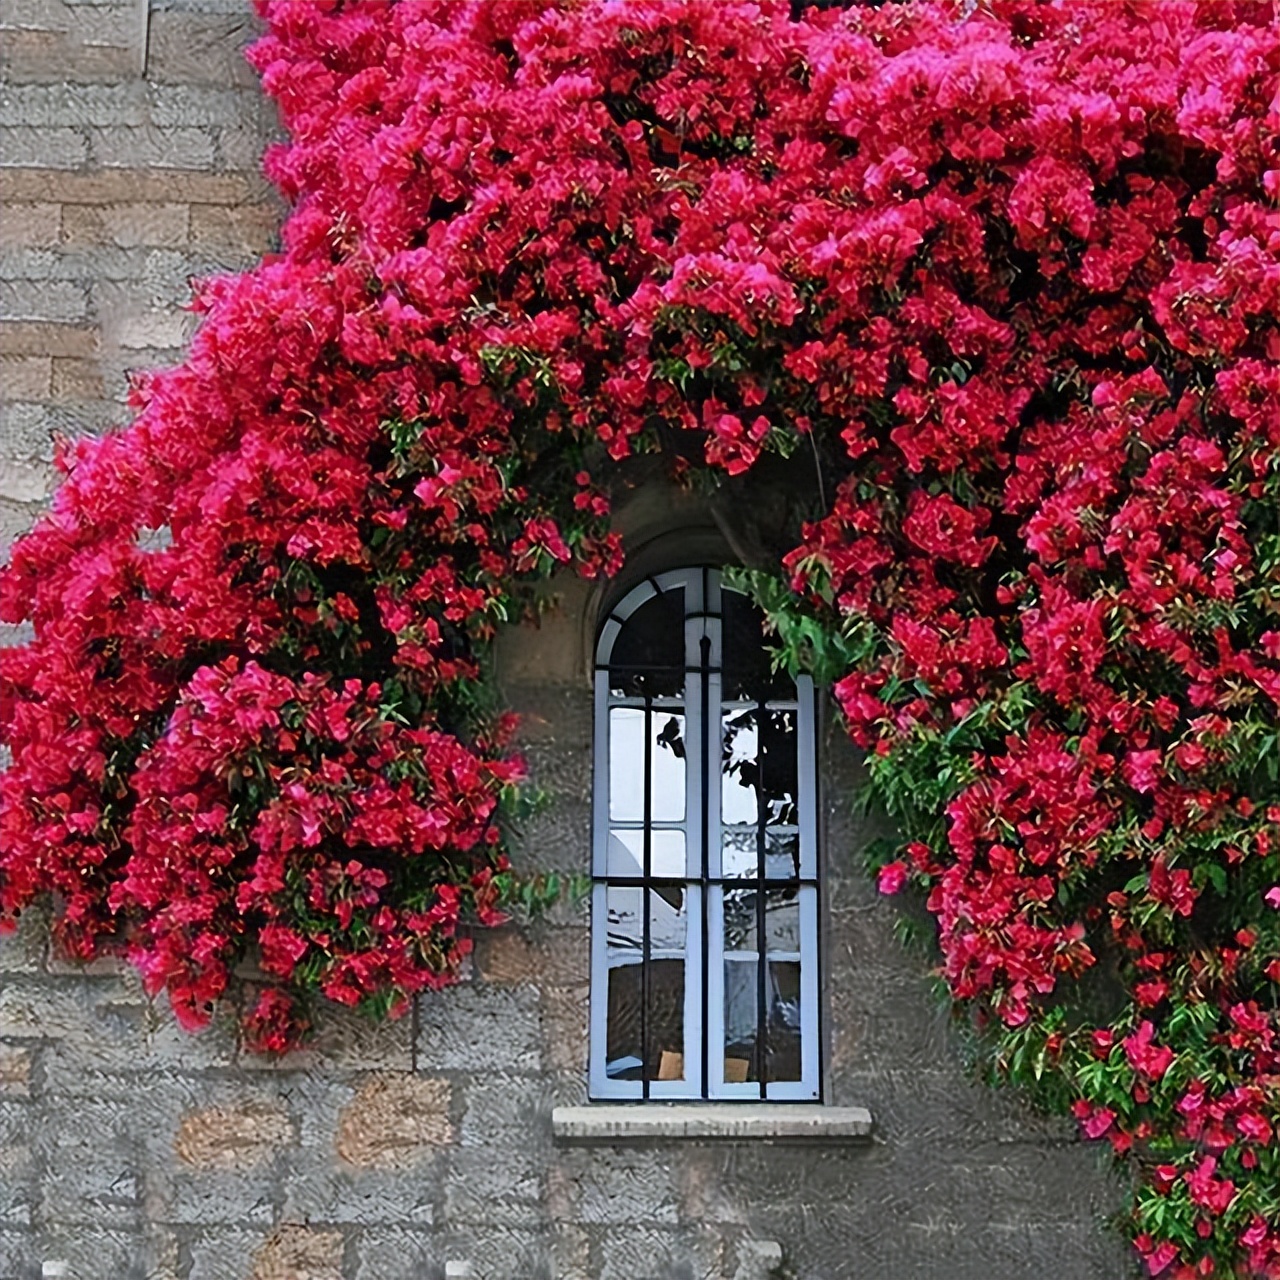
[159,1169,280,1228]
[251,1226,344,1280]
[540,985,588,1074]
[185,1229,273,1280]
[212,120,270,171]
[189,201,280,256]
[21,1228,157,1280]
[61,202,189,248]
[0,127,87,169]
[88,125,216,170]
[0,320,98,357]
[0,354,52,401]
[458,1074,555,1149]
[278,1154,438,1227]
[112,308,193,350]
[1,167,260,205]
[335,1074,451,1168]
[733,1239,785,1280]
[146,11,261,89]
[150,85,256,129]
[0,458,51,502]
[443,1146,544,1228]
[475,926,589,987]
[0,279,86,323]
[0,203,61,248]
[350,1229,441,1280]
[562,1149,680,1225]
[34,1099,143,1227]
[50,355,103,400]
[175,1102,293,1170]
[436,1228,551,1280]
[0,1047,32,1098]
[0,495,44,548]
[0,27,137,87]
[415,984,541,1072]
[0,83,147,128]
[589,1226,722,1280]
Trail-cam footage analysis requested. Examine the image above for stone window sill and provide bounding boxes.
[551,1103,873,1145]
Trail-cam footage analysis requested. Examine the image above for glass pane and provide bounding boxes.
[723,588,793,701]
[607,828,685,878]
[761,708,798,826]
[609,587,684,698]
[609,708,685,823]
[722,828,799,879]
[721,706,758,825]
[722,829,756,878]
[605,886,643,1079]
[720,886,798,953]
[609,707,645,822]
[765,959,802,1082]
[723,955,759,1083]
[647,887,686,1082]
[722,885,757,952]
[764,888,800,952]
[651,711,686,822]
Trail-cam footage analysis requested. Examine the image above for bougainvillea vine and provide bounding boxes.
[2,1,1278,1272]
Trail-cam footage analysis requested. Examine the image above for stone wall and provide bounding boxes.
[0,4,1131,1278]
[1,0,281,552]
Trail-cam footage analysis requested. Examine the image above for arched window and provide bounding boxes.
[589,567,820,1101]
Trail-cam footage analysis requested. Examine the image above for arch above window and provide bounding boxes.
[589,567,821,1101]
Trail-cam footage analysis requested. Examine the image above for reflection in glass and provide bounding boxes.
[765,959,802,1082]
[764,888,800,952]
[607,828,685,878]
[609,587,685,698]
[722,828,800,879]
[647,888,687,1082]
[723,588,793,701]
[723,955,758,1083]
[721,707,759,825]
[605,885,643,1078]
[651,712,685,822]
[762,708,798,825]
[722,886,756,952]
[720,886,800,953]
[609,708,685,823]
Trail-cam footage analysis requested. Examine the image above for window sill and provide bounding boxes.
[551,1103,873,1145]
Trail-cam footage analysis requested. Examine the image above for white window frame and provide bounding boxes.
[588,566,821,1101]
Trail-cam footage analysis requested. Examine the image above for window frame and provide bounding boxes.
[587,566,822,1102]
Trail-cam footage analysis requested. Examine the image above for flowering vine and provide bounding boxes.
[2,1,1278,1272]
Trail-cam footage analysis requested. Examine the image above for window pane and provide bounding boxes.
[765,959,802,1083]
[722,828,799,879]
[723,955,758,1083]
[722,885,756,952]
[609,588,684,698]
[721,706,758,825]
[605,886,643,1079]
[723,588,794,701]
[761,708,798,826]
[651,711,686,822]
[609,708,686,823]
[607,828,685,878]
[765,888,800,952]
[720,886,799,953]
[647,886,687,1082]
[609,707,645,822]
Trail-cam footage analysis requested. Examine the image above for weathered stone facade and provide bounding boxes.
[1,4,1130,1278]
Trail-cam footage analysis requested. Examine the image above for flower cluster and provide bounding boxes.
[1,2,1278,1271]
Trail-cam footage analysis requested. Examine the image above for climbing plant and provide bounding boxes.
[2,2,1278,1272]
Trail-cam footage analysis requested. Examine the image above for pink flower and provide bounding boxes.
[877,861,909,895]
